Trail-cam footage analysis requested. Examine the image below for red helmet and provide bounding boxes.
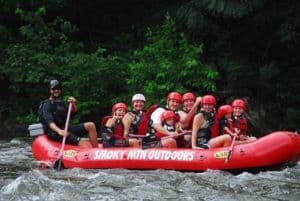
[201,95,216,105]
[167,92,182,103]
[232,99,246,109]
[161,111,177,122]
[112,102,127,112]
[182,92,196,102]
[218,105,233,118]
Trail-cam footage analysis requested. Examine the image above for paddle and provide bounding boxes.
[54,102,73,170]
[225,134,237,163]
[128,134,147,138]
[142,131,191,149]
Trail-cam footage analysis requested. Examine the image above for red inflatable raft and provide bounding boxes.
[31,131,300,172]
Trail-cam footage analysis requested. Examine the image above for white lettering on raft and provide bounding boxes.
[93,150,195,161]
[93,150,125,160]
[127,150,147,160]
[146,150,194,161]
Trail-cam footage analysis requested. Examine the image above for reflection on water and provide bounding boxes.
[0,137,299,201]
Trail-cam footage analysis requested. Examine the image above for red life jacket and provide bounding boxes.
[156,122,175,139]
[156,132,167,139]
[146,104,160,117]
[101,115,111,126]
[210,116,219,138]
[102,116,125,140]
[129,111,149,135]
[233,116,248,136]
[220,118,234,135]
[153,107,180,139]
[112,119,125,140]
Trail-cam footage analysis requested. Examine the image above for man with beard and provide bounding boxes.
[149,92,182,148]
[38,80,98,148]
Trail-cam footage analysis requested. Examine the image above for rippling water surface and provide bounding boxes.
[0,137,299,201]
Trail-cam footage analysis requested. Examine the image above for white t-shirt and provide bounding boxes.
[150,107,166,125]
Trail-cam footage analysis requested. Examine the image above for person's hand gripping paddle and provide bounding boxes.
[225,134,237,163]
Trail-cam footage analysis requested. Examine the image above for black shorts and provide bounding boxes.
[196,129,210,149]
[46,123,87,145]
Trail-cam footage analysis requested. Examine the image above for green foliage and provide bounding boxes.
[55,48,128,120]
[127,14,218,104]
[17,109,38,124]
[176,0,300,132]
[1,0,300,136]
[0,5,128,124]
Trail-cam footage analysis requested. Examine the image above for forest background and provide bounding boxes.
[0,0,299,139]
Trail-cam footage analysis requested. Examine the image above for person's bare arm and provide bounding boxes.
[153,123,175,136]
[105,115,118,128]
[123,112,134,137]
[192,113,204,149]
[180,97,202,125]
[223,126,236,137]
[68,96,78,112]
[49,122,65,136]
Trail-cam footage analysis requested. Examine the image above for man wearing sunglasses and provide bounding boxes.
[38,80,99,148]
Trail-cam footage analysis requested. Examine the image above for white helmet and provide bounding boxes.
[132,93,146,102]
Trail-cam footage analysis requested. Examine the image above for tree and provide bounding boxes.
[176,0,300,132]
[127,14,218,105]
[0,4,129,127]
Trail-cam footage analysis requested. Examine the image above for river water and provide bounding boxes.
[0,137,299,201]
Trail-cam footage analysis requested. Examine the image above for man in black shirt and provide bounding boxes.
[39,80,98,148]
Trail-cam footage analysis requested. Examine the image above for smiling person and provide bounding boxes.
[178,93,201,130]
[149,92,182,148]
[122,93,149,147]
[177,92,202,148]
[231,99,256,143]
[191,95,232,149]
[38,80,98,148]
[218,105,238,137]
[102,102,129,148]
